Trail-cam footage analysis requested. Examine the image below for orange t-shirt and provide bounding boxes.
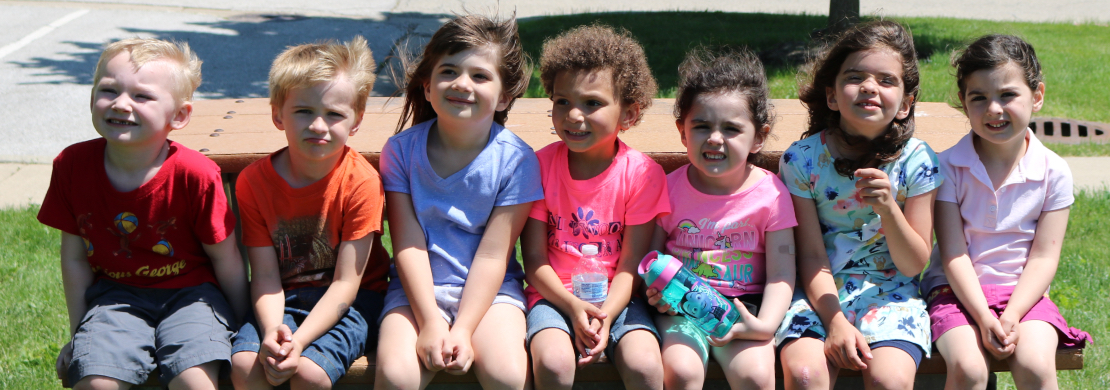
[236,146,388,292]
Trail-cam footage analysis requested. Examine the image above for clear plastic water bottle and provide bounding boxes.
[572,244,607,308]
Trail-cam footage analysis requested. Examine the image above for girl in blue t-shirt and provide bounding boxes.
[773,21,943,389]
[374,14,543,390]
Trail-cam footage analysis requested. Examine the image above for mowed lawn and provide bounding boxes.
[1,190,1108,388]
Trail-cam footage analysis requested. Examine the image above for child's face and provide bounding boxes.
[424,46,510,127]
[960,61,1044,149]
[826,48,913,140]
[91,52,190,148]
[678,92,765,186]
[272,76,362,163]
[550,68,637,160]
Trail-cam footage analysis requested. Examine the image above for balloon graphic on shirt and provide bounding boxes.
[152,240,174,256]
[114,212,139,234]
[83,237,94,257]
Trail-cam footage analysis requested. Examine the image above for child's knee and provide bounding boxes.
[663,358,705,389]
[867,368,915,390]
[73,375,127,390]
[292,358,334,389]
[946,355,989,388]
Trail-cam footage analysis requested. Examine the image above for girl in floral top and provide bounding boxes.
[774,21,944,390]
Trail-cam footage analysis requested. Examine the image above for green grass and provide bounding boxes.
[518,12,1110,125]
[1044,142,1110,157]
[3,190,1108,388]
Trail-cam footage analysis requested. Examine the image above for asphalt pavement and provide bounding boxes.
[2,0,1109,208]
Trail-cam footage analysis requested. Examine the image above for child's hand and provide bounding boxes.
[266,336,303,386]
[978,316,1017,360]
[707,298,769,347]
[443,328,474,375]
[824,317,872,371]
[854,168,896,215]
[416,321,452,372]
[259,324,296,385]
[55,341,73,380]
[570,301,606,351]
[576,318,610,367]
[645,288,676,315]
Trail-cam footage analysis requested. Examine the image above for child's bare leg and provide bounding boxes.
[73,376,132,390]
[167,361,219,390]
[655,315,709,390]
[375,306,435,390]
[612,329,663,390]
[779,337,834,390]
[712,338,775,390]
[529,328,576,390]
[471,303,529,390]
[935,325,990,390]
[290,357,332,390]
[1009,320,1059,390]
[230,351,271,390]
[860,347,915,390]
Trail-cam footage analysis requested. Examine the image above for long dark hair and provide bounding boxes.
[394,14,529,134]
[798,20,919,177]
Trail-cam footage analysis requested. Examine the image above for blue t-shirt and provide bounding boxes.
[380,119,544,288]
[779,131,943,276]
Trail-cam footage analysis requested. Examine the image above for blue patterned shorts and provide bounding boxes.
[774,272,931,357]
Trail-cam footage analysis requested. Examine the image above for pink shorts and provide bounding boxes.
[926,284,1092,347]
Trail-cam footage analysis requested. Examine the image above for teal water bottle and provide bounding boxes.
[638,250,739,338]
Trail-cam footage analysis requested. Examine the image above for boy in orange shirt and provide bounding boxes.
[228,37,389,389]
[38,38,248,389]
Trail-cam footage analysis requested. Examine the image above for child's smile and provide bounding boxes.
[961,61,1044,149]
[826,48,913,139]
[91,52,188,147]
[679,92,765,195]
[550,68,634,164]
[425,46,509,127]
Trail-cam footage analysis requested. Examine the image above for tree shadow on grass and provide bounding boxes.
[10,12,448,99]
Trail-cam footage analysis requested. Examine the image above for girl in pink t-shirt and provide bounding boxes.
[925,35,1091,390]
[645,47,797,390]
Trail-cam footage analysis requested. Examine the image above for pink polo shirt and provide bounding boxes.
[920,130,1073,294]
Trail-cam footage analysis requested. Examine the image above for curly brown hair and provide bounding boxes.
[539,24,657,126]
[395,14,529,134]
[798,20,920,177]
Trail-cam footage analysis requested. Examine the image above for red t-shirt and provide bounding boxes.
[38,138,236,289]
[236,146,389,292]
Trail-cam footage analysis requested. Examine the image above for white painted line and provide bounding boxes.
[0,9,89,60]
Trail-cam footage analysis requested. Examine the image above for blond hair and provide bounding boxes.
[92,38,202,104]
[269,36,376,115]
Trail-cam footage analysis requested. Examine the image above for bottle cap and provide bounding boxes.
[582,244,599,256]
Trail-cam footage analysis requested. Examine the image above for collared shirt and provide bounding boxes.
[920,129,1073,293]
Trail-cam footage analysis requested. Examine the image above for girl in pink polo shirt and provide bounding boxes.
[645,47,797,390]
[920,35,1091,390]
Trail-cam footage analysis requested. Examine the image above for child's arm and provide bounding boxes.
[588,221,656,363]
[203,235,249,323]
[244,245,295,385]
[709,227,795,345]
[935,200,1016,358]
[792,195,872,371]
[1000,207,1069,342]
[272,234,374,378]
[447,202,532,373]
[57,232,94,379]
[387,191,451,372]
[854,168,936,276]
[521,217,606,361]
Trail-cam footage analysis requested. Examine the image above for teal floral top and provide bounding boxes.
[779,131,943,276]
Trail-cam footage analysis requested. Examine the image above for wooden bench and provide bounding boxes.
[122,97,1082,389]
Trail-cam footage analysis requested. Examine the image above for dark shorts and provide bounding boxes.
[231,286,385,384]
[926,284,1092,347]
[783,329,926,368]
[68,279,236,386]
[526,297,659,358]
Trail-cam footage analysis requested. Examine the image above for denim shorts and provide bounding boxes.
[379,279,527,324]
[68,279,235,386]
[526,297,659,358]
[231,286,385,384]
